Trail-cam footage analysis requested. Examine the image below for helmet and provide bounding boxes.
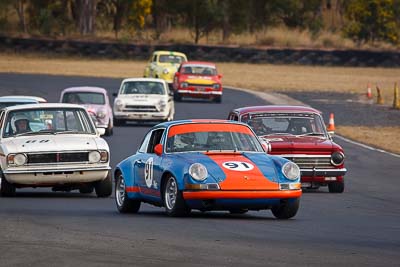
[11,114,30,132]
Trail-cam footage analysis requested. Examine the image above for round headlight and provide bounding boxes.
[212,84,221,89]
[181,82,189,88]
[282,162,300,180]
[189,163,208,181]
[114,99,123,110]
[163,68,169,74]
[331,151,345,166]
[14,154,27,166]
[88,151,101,163]
[97,110,106,118]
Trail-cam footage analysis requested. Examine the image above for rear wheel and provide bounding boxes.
[163,175,190,217]
[95,172,112,197]
[328,181,344,193]
[115,174,141,213]
[1,177,16,197]
[271,198,300,219]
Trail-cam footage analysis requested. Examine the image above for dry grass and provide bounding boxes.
[0,52,399,154]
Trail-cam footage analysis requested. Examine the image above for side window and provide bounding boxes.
[228,113,238,121]
[147,129,165,153]
[138,132,152,153]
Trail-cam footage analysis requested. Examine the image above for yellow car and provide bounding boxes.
[143,51,187,84]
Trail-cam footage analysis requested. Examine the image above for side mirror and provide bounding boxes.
[112,92,118,97]
[154,144,163,156]
[97,128,106,136]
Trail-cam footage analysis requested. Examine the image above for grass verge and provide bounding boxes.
[0,52,399,154]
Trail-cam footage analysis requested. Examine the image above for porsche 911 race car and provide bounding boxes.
[114,120,302,219]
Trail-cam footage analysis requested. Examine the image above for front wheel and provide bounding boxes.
[105,120,113,136]
[163,175,190,217]
[115,174,141,213]
[174,93,182,102]
[113,118,125,127]
[271,198,300,219]
[214,95,222,103]
[1,177,16,197]
[328,181,344,193]
[95,172,112,197]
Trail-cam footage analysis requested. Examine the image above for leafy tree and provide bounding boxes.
[344,0,399,44]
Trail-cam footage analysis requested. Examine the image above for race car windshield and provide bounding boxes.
[62,92,105,105]
[159,55,185,64]
[245,113,327,137]
[181,65,217,75]
[120,81,165,95]
[2,108,96,138]
[166,124,263,153]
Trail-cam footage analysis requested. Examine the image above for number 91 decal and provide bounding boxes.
[222,161,254,171]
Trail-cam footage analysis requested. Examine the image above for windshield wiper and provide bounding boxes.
[14,130,56,137]
[260,133,294,137]
[298,132,326,137]
[56,130,86,134]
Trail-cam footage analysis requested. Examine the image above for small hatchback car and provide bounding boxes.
[0,103,112,197]
[114,120,302,219]
[228,105,347,193]
[113,78,174,125]
[60,87,114,136]
[172,61,223,102]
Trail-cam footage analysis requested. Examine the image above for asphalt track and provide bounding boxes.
[0,73,399,266]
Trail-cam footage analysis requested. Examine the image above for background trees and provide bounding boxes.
[0,0,399,47]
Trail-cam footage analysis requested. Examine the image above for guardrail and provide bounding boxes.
[1,35,400,67]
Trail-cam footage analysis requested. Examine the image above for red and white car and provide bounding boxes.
[172,61,223,103]
[228,105,347,193]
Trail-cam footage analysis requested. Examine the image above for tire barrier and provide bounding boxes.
[1,35,400,67]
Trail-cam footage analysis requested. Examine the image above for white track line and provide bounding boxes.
[228,86,400,159]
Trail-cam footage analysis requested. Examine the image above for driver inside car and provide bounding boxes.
[249,118,271,136]
[11,114,32,134]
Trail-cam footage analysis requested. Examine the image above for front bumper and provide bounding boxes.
[300,168,347,177]
[183,189,302,200]
[4,166,111,185]
[114,110,170,121]
[177,89,222,96]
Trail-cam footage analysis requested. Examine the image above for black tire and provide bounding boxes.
[79,184,94,194]
[95,172,112,197]
[174,93,182,102]
[271,198,300,219]
[115,174,141,213]
[113,118,125,127]
[328,181,344,193]
[1,177,16,197]
[105,120,113,136]
[214,96,222,103]
[163,175,190,217]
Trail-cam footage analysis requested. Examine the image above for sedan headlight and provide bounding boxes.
[97,110,106,119]
[282,162,300,180]
[212,83,221,89]
[114,99,124,111]
[181,82,189,88]
[189,163,208,181]
[331,151,345,166]
[163,68,169,74]
[7,153,27,166]
[88,151,101,163]
[158,100,167,111]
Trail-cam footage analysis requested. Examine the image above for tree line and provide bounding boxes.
[1,0,399,46]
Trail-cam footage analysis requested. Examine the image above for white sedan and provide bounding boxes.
[0,103,112,197]
[113,78,175,125]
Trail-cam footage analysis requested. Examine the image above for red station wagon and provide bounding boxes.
[228,105,347,193]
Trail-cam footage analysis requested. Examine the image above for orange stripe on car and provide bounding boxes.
[126,186,140,192]
[168,123,252,137]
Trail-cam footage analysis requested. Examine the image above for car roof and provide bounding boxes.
[0,95,47,103]
[120,78,168,85]
[2,103,86,112]
[61,87,107,94]
[153,51,186,57]
[232,105,321,115]
[181,61,216,67]
[155,119,249,128]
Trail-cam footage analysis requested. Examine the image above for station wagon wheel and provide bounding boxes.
[0,176,16,197]
[105,120,113,136]
[115,174,140,213]
[163,175,190,217]
[271,198,300,219]
[94,171,112,197]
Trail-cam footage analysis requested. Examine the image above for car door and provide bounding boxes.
[136,128,165,200]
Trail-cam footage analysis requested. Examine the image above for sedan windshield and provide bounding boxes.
[120,81,165,95]
[2,108,95,138]
[62,92,105,105]
[181,65,217,75]
[159,55,185,64]
[243,113,327,137]
[166,123,263,153]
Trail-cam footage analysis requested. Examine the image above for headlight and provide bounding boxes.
[114,99,124,111]
[88,151,101,163]
[331,151,345,166]
[163,68,169,74]
[7,153,27,166]
[99,150,109,163]
[97,110,106,119]
[158,100,167,111]
[282,162,300,180]
[189,163,208,181]
[212,84,221,89]
[181,82,189,88]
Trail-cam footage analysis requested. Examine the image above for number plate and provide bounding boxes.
[301,182,312,188]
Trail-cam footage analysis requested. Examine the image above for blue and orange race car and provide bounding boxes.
[114,120,302,219]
